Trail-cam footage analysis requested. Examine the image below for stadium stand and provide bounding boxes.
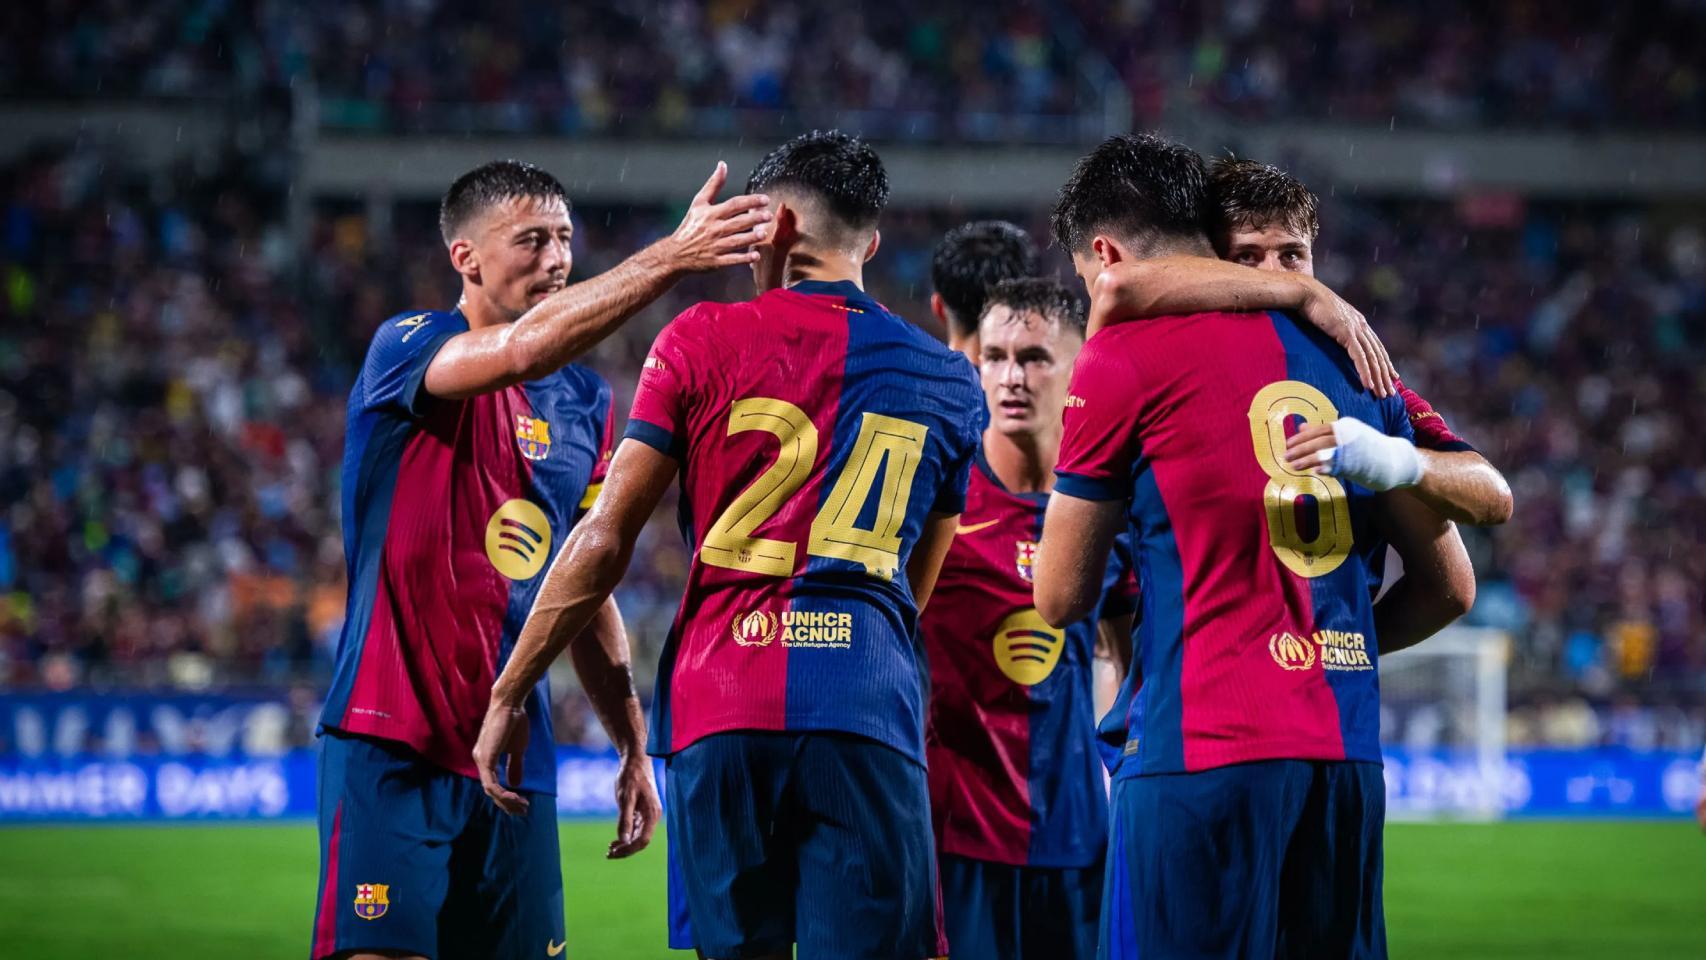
[1,135,1702,750]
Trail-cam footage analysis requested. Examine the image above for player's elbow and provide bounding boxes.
[1478,481,1514,526]
[563,520,632,596]
[500,326,556,384]
[1036,581,1091,629]
[1440,566,1477,621]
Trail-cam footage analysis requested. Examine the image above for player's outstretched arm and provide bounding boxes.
[1372,489,1476,656]
[424,163,771,400]
[1034,495,1124,628]
[476,439,679,815]
[1407,449,1513,526]
[567,596,661,859]
[1086,258,1394,396]
[1285,420,1514,526]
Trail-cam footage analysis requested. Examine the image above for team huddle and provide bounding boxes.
[311,130,1510,960]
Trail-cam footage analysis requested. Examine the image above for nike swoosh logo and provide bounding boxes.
[955,519,1000,535]
[548,940,567,957]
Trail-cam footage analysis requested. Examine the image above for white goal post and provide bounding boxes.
[1379,626,1510,821]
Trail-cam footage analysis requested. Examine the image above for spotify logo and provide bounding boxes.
[485,499,552,580]
[992,609,1066,686]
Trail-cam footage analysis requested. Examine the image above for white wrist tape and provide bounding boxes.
[1318,416,1424,491]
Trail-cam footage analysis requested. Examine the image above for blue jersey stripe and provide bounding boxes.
[1269,311,1396,762]
[1122,466,1186,776]
[321,412,416,728]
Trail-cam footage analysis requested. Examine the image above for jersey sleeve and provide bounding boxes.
[1379,382,1417,445]
[358,311,458,417]
[1393,377,1475,453]
[1055,338,1144,501]
[624,306,705,459]
[577,378,618,517]
[932,357,987,515]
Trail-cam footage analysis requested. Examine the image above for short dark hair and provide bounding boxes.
[439,160,570,245]
[931,221,1040,339]
[980,277,1087,340]
[1208,157,1320,252]
[746,130,889,236]
[1050,133,1208,255]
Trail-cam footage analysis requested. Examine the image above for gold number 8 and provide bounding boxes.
[1246,381,1354,578]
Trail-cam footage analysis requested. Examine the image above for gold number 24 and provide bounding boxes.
[699,397,928,581]
[1246,380,1354,578]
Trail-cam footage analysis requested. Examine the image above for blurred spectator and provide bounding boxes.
[4,1,1703,135]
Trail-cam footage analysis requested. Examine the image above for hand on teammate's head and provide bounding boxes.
[666,161,773,273]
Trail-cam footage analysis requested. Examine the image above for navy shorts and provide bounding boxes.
[1100,759,1386,960]
[309,731,564,960]
[665,731,938,959]
[939,853,1102,960]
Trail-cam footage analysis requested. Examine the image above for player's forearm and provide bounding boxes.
[1411,450,1514,526]
[427,240,686,399]
[1091,256,1308,326]
[568,597,647,759]
[502,240,684,381]
[490,523,635,709]
[1373,573,1474,656]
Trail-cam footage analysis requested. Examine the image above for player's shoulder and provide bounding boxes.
[538,362,613,406]
[367,308,466,354]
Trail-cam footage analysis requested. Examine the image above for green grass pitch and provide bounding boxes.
[0,820,1702,958]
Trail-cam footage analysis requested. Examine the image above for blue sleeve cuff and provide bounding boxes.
[399,331,456,417]
[623,418,683,459]
[1054,472,1126,502]
[1418,439,1476,454]
[932,490,967,515]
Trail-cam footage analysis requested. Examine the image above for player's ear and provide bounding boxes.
[929,292,948,326]
[448,238,480,284]
[1091,234,1126,269]
[862,229,881,264]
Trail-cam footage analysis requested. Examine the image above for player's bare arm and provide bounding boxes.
[1085,257,1396,397]
[1033,495,1124,628]
[1093,613,1135,719]
[907,511,961,613]
[476,439,679,816]
[1284,421,1514,526]
[566,596,662,859]
[425,163,772,400]
[1371,489,1476,656]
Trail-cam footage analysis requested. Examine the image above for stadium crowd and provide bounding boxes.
[5,0,1703,135]
[0,138,1702,750]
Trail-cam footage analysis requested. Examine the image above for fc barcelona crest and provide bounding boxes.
[515,414,552,461]
[1015,540,1038,582]
[353,883,390,920]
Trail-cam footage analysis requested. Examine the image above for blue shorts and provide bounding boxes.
[939,853,1102,960]
[665,731,938,959]
[310,731,564,960]
[1100,759,1386,960]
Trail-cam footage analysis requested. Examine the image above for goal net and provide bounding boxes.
[1379,626,1510,820]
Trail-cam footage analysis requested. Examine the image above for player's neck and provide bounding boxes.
[780,251,864,291]
[983,427,1058,494]
[457,289,517,331]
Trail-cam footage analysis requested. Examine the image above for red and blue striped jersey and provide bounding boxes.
[923,453,1136,868]
[321,309,615,794]
[1057,311,1412,779]
[1093,375,1473,778]
[625,279,985,765]
[1395,376,1475,453]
